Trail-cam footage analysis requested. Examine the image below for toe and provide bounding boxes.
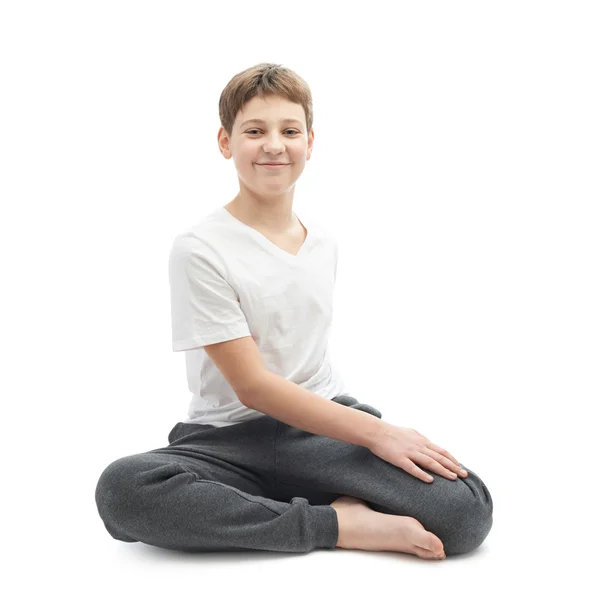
[415,531,444,555]
[428,534,445,555]
[413,545,446,560]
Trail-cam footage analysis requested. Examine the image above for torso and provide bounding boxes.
[224,203,308,257]
[259,222,307,256]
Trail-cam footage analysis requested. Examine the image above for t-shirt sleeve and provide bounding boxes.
[334,240,339,284]
[168,236,251,352]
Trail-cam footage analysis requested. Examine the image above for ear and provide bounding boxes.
[217,126,233,159]
[307,129,315,158]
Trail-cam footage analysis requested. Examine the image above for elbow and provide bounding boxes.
[236,370,270,408]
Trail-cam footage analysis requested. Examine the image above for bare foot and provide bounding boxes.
[330,495,446,560]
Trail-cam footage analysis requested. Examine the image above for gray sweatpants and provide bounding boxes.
[95,395,493,555]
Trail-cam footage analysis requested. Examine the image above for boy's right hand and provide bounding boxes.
[369,423,468,483]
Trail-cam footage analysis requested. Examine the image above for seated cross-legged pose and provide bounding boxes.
[95,62,494,560]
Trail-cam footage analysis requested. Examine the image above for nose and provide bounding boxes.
[262,132,286,154]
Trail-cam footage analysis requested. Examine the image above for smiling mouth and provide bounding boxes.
[257,164,290,169]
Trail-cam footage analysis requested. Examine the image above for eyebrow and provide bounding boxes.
[240,118,304,129]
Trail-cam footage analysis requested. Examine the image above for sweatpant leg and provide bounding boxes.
[272,395,494,556]
[94,417,338,553]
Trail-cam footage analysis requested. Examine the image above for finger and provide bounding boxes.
[424,442,461,468]
[421,447,461,473]
[420,448,463,478]
[401,459,435,483]
[413,431,460,467]
[414,452,460,481]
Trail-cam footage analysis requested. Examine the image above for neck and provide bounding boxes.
[227,190,298,234]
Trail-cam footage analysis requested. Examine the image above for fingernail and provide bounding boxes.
[460,469,468,476]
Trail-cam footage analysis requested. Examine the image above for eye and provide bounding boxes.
[246,129,299,136]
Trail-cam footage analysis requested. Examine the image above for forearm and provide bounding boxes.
[241,371,384,448]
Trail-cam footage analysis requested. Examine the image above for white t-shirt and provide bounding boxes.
[168,205,351,427]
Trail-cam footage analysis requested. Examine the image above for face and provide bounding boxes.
[218,94,314,196]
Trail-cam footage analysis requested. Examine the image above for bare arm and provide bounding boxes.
[203,337,464,481]
[202,335,383,448]
[242,371,383,448]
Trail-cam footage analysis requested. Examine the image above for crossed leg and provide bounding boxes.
[270,395,494,557]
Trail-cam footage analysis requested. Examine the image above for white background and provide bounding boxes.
[1,1,598,598]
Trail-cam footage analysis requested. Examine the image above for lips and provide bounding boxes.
[257,163,290,171]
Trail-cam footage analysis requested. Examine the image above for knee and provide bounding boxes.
[351,403,382,419]
[95,455,142,541]
[333,396,382,419]
[95,454,182,542]
[437,467,494,556]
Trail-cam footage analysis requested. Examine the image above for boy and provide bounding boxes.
[95,63,493,559]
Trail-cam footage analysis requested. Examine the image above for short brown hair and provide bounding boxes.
[218,63,313,138]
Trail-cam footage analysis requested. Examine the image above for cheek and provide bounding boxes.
[237,150,257,165]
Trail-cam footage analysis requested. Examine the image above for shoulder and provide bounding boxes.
[170,207,232,256]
